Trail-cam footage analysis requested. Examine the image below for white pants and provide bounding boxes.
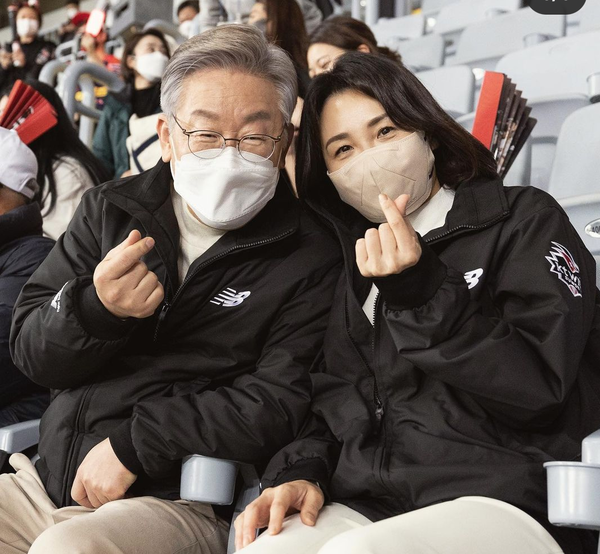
[239,497,564,554]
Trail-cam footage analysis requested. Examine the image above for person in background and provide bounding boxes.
[24,80,110,240]
[0,129,53,430]
[248,0,310,96]
[58,0,81,43]
[0,3,56,93]
[80,27,121,75]
[235,52,600,554]
[200,0,323,34]
[307,16,402,77]
[177,0,200,39]
[93,29,170,179]
[285,96,304,194]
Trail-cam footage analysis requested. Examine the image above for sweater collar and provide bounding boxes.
[0,203,44,248]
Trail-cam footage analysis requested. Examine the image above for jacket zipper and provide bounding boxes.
[153,230,294,341]
[62,384,92,506]
[371,292,384,421]
[344,295,384,429]
[424,213,510,244]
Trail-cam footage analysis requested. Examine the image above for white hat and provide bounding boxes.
[0,128,39,199]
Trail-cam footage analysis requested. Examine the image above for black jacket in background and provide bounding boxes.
[10,161,342,508]
[0,203,53,415]
[262,178,600,554]
[0,38,56,94]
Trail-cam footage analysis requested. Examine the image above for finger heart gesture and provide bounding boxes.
[356,194,422,278]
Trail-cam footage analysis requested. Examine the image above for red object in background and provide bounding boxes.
[0,80,58,144]
[471,71,505,149]
[85,9,106,37]
[72,12,91,27]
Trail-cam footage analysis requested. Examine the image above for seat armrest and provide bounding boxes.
[583,429,600,464]
[0,419,41,453]
[180,455,239,505]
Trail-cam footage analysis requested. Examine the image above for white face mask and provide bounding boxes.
[134,51,169,83]
[170,141,280,230]
[178,20,193,38]
[67,7,78,19]
[16,18,39,38]
[328,131,435,222]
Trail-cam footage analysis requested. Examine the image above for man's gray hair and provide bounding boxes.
[161,25,298,125]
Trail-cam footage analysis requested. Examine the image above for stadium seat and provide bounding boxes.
[495,30,600,189]
[372,13,426,44]
[416,65,475,118]
[434,0,521,49]
[421,0,461,17]
[451,9,566,71]
[547,103,600,256]
[568,0,600,35]
[393,33,446,72]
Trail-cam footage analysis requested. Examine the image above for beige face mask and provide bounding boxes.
[327,131,435,223]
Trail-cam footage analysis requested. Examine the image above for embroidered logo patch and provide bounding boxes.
[50,282,69,312]
[210,288,251,307]
[464,268,484,290]
[545,242,582,298]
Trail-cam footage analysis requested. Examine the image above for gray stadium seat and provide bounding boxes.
[372,13,426,44]
[568,0,600,35]
[547,103,600,255]
[495,31,600,189]
[393,33,446,71]
[416,65,475,118]
[451,9,566,71]
[421,0,461,16]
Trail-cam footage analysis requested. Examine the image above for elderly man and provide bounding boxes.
[1,25,340,554]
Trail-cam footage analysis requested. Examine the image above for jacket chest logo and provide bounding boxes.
[464,268,484,290]
[545,242,582,298]
[210,288,251,307]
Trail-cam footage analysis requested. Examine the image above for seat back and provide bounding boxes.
[373,13,426,43]
[394,33,445,71]
[576,1,600,34]
[416,65,475,117]
[435,0,521,36]
[452,8,566,70]
[495,30,600,100]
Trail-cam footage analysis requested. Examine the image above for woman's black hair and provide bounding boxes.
[120,29,170,85]
[16,2,42,26]
[296,52,498,203]
[25,79,111,214]
[308,16,402,66]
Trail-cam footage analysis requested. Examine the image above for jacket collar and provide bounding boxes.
[101,161,300,292]
[0,203,44,249]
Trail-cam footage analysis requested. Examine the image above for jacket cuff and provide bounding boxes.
[75,281,137,341]
[373,237,447,311]
[109,419,144,476]
[265,458,332,503]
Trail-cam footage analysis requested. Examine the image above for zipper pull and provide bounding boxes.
[375,397,384,422]
[153,302,171,342]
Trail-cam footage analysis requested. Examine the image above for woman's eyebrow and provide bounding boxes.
[367,113,388,128]
[325,132,349,149]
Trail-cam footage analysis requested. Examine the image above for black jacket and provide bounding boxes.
[0,203,53,410]
[262,178,600,554]
[0,38,56,94]
[10,162,342,508]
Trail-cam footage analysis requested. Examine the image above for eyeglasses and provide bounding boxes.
[173,116,285,162]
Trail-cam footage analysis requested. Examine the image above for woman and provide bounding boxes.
[25,80,110,240]
[235,53,600,554]
[92,29,170,178]
[307,16,402,78]
[248,0,310,96]
[0,3,56,94]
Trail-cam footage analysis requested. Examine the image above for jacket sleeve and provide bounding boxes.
[10,192,137,391]
[93,109,116,178]
[0,239,54,406]
[374,205,598,429]
[108,258,342,478]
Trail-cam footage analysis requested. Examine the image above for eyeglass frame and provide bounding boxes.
[172,115,286,162]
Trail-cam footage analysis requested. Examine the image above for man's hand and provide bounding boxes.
[94,230,164,319]
[356,194,422,278]
[71,438,138,509]
[234,480,324,551]
[11,48,25,68]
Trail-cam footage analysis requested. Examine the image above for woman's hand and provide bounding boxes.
[356,194,422,278]
[234,480,324,551]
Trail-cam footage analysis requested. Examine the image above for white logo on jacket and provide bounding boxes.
[464,268,484,290]
[545,242,582,298]
[50,282,69,313]
[210,288,251,307]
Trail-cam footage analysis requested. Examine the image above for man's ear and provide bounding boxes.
[157,115,172,162]
[357,43,371,54]
[278,122,295,169]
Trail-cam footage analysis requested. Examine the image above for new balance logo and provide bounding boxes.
[464,268,483,290]
[210,288,251,307]
[50,282,68,313]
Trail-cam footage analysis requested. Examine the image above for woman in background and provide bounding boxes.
[92,29,170,179]
[26,80,110,240]
[307,16,402,77]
